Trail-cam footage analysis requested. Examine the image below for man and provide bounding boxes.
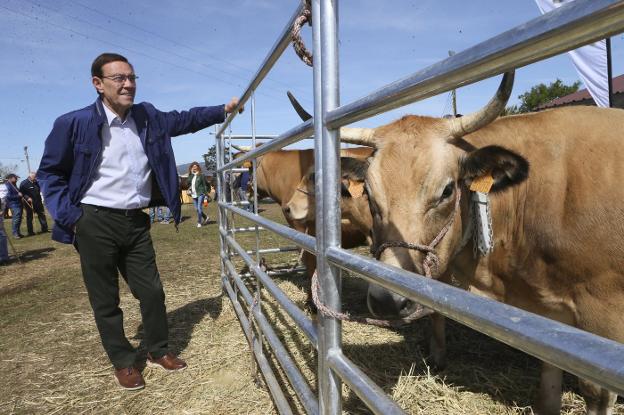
[19,172,49,235]
[38,53,242,391]
[4,174,24,239]
[0,180,9,265]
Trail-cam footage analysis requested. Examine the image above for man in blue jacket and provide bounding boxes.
[38,53,242,391]
[4,174,24,239]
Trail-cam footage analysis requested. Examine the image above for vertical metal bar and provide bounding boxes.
[606,37,613,108]
[250,90,263,382]
[215,125,228,298]
[317,0,342,413]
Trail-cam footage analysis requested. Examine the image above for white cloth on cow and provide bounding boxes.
[81,104,151,209]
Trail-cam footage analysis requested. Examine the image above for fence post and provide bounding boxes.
[317,0,342,413]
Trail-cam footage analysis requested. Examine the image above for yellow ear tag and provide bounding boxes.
[348,180,365,198]
[469,174,495,193]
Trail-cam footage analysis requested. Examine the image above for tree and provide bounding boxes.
[0,162,18,178]
[202,144,233,172]
[504,78,581,115]
[203,145,218,172]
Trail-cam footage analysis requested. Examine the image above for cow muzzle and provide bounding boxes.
[367,283,417,319]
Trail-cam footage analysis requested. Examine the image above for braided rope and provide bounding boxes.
[291,0,313,67]
[311,271,433,327]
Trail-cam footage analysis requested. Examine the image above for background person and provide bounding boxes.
[187,161,211,227]
[37,52,242,391]
[19,172,49,235]
[4,174,24,239]
[0,181,9,265]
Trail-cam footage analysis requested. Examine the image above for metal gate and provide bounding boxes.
[216,1,624,413]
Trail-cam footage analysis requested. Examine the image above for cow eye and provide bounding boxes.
[440,182,454,200]
[309,172,315,182]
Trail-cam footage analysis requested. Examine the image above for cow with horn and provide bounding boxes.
[335,70,624,414]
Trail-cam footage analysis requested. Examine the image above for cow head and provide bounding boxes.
[285,157,371,226]
[345,72,530,318]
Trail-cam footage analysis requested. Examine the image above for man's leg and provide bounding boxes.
[75,205,137,368]
[0,216,9,263]
[10,205,22,237]
[118,212,169,358]
[37,209,49,232]
[25,206,35,235]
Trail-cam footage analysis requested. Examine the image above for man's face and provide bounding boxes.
[29,173,36,181]
[92,61,136,115]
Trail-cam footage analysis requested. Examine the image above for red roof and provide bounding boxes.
[537,74,624,109]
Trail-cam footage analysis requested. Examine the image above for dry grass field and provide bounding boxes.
[1,202,621,414]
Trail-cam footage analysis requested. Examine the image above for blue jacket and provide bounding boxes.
[38,98,225,244]
[5,182,22,207]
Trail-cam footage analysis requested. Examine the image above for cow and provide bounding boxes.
[236,145,374,309]
[285,156,373,245]
[334,71,624,414]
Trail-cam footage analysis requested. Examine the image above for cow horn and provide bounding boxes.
[339,127,377,148]
[448,71,515,138]
[287,91,312,121]
[231,144,251,152]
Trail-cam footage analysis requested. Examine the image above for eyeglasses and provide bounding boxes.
[101,74,139,84]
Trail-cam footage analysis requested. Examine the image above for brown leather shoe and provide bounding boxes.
[114,367,145,390]
[147,352,187,372]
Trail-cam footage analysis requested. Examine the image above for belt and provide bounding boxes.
[83,204,145,217]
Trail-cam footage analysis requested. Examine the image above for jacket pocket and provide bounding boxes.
[72,144,93,177]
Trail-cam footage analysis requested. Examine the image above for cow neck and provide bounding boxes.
[453,188,494,258]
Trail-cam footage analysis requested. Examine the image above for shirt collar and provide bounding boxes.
[102,102,133,127]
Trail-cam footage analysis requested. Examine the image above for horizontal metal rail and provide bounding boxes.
[223,258,319,415]
[327,350,405,415]
[218,119,314,172]
[326,0,624,129]
[230,226,266,233]
[220,229,318,348]
[216,2,305,136]
[241,247,302,255]
[239,267,307,279]
[326,246,624,395]
[220,203,316,254]
[222,275,294,415]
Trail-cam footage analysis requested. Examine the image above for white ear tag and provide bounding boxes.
[472,191,494,255]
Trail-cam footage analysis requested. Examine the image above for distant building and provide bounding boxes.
[536,74,624,110]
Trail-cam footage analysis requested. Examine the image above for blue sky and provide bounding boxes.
[1,0,623,178]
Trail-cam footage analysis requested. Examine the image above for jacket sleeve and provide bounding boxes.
[161,105,226,137]
[37,116,83,229]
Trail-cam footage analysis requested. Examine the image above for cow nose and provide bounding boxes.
[284,206,291,216]
[367,284,412,318]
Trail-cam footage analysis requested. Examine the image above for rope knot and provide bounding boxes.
[291,0,313,67]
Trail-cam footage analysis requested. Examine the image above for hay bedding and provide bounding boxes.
[0,204,622,414]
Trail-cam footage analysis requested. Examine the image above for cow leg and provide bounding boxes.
[578,378,617,415]
[428,312,446,370]
[536,362,562,415]
[302,250,317,313]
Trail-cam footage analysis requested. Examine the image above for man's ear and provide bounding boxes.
[461,145,529,193]
[92,76,104,94]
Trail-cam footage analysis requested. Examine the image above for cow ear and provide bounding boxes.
[461,145,528,193]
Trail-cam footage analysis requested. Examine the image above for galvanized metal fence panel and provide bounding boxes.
[216,1,624,414]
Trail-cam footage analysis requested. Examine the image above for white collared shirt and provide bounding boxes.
[81,103,152,209]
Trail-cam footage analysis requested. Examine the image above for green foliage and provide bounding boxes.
[504,79,581,115]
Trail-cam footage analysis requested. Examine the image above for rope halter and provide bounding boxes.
[374,185,462,278]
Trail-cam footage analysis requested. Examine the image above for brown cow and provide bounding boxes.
[285,156,373,245]
[337,71,624,414]
[241,146,373,309]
